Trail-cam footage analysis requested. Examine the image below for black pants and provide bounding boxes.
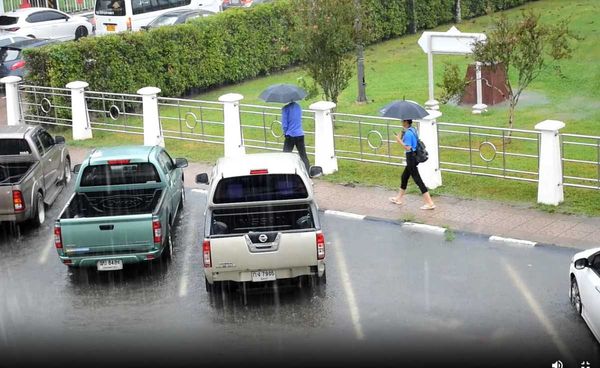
[401,152,428,194]
[283,135,310,171]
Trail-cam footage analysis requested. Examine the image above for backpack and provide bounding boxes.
[409,127,429,164]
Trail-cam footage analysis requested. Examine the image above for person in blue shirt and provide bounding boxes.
[389,119,436,210]
[281,101,310,171]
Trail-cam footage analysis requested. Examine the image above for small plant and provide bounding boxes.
[438,62,468,104]
[297,76,320,100]
[444,227,456,242]
[400,214,416,223]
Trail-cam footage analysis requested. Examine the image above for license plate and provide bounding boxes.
[106,24,116,32]
[251,270,276,282]
[97,259,123,271]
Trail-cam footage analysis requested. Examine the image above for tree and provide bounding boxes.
[297,0,358,104]
[472,10,577,130]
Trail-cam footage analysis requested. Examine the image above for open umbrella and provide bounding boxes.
[259,84,307,104]
[379,100,429,120]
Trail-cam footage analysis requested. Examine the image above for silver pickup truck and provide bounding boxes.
[0,125,71,226]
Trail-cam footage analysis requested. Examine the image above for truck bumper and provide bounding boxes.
[59,248,163,268]
[205,260,325,284]
[0,211,31,223]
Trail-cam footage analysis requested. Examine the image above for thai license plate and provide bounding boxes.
[106,24,116,32]
[251,270,276,282]
[97,259,123,271]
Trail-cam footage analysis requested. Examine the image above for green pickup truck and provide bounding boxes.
[54,145,188,271]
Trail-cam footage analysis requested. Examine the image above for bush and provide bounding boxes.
[24,0,536,97]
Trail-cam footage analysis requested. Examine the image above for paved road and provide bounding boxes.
[0,183,598,368]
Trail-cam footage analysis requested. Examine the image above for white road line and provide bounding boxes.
[330,233,365,341]
[403,222,446,235]
[191,189,207,194]
[490,236,537,247]
[38,241,54,265]
[178,238,196,297]
[324,210,365,220]
[502,259,574,361]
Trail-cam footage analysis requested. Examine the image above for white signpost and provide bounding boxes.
[417,26,487,113]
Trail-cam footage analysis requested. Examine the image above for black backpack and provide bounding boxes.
[409,127,429,164]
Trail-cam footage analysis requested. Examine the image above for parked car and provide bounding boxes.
[196,152,325,293]
[141,9,215,30]
[222,0,270,9]
[0,35,31,47]
[55,146,188,270]
[0,125,71,227]
[0,38,57,78]
[79,11,96,33]
[570,247,600,344]
[0,7,93,41]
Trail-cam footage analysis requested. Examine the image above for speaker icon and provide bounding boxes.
[552,361,564,368]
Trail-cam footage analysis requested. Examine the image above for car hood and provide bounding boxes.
[572,247,600,262]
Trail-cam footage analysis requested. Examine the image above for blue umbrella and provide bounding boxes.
[259,84,307,104]
[379,100,429,120]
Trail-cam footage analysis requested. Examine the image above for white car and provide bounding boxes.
[0,8,93,41]
[570,247,600,344]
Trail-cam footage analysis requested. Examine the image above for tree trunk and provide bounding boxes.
[356,44,367,103]
[455,0,461,23]
[507,98,516,142]
[409,0,417,34]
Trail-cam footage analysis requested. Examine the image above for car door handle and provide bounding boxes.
[99,225,114,231]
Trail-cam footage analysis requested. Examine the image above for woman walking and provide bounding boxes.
[389,119,436,210]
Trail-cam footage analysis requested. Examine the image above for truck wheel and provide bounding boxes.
[62,158,72,184]
[316,269,327,286]
[205,277,213,293]
[179,189,185,210]
[162,228,173,260]
[31,192,45,227]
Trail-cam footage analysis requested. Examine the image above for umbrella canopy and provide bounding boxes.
[379,100,429,120]
[259,84,307,104]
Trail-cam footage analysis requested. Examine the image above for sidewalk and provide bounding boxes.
[67,147,600,251]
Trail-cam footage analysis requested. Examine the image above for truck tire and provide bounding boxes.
[162,227,173,260]
[30,192,45,227]
[62,158,72,184]
[316,269,327,286]
[205,277,213,293]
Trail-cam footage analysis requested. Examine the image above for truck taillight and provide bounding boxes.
[54,222,63,249]
[12,190,24,212]
[152,217,162,244]
[203,239,212,268]
[316,232,325,260]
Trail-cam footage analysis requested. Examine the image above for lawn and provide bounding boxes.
[67,0,600,216]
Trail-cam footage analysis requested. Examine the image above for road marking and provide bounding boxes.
[502,259,574,361]
[403,222,446,235]
[490,236,537,247]
[330,233,365,341]
[179,190,199,298]
[324,210,365,220]
[38,241,54,265]
[191,189,207,194]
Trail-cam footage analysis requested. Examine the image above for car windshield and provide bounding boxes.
[213,174,308,204]
[0,139,32,155]
[149,14,180,27]
[80,163,161,186]
[95,0,126,16]
[0,48,20,63]
[0,16,19,26]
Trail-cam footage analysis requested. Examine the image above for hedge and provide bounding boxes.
[24,0,536,97]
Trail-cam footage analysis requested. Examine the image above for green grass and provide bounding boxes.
[62,0,600,216]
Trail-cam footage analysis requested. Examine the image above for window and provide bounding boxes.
[32,133,44,154]
[591,254,600,275]
[80,163,161,187]
[0,16,19,26]
[131,0,190,14]
[0,139,32,155]
[0,48,20,63]
[95,0,126,16]
[38,130,55,152]
[26,11,66,23]
[210,204,315,235]
[157,150,175,173]
[213,174,308,204]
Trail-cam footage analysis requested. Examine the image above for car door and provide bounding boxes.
[36,130,62,188]
[583,254,600,338]
[26,11,70,40]
[158,150,180,217]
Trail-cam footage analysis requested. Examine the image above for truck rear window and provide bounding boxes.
[0,139,32,155]
[210,204,315,235]
[213,174,308,204]
[80,163,161,187]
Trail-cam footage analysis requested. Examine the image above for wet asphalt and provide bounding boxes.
[0,182,599,368]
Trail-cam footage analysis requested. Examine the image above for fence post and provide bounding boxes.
[1,76,22,126]
[535,120,565,206]
[219,93,245,157]
[309,101,338,175]
[417,110,442,189]
[137,87,164,147]
[66,81,92,140]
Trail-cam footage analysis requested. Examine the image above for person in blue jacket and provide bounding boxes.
[281,101,310,171]
[389,119,436,210]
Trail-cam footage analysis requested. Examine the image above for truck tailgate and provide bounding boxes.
[210,231,318,271]
[60,214,155,254]
[0,185,15,216]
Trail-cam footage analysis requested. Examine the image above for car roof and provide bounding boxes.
[87,145,159,165]
[2,7,62,16]
[0,124,38,139]
[215,153,305,178]
[3,38,55,49]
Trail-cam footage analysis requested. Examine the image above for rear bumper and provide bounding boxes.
[59,248,162,268]
[205,260,325,284]
[0,211,31,223]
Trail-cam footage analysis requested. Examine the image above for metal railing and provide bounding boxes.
[561,133,600,189]
[2,0,95,13]
[86,91,144,136]
[18,84,73,128]
[158,97,225,146]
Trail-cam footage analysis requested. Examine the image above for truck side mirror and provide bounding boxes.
[196,173,209,184]
[309,166,323,178]
[55,136,66,144]
[73,164,81,174]
[574,258,589,270]
[175,158,188,169]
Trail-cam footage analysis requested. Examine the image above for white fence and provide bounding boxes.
[3,76,600,206]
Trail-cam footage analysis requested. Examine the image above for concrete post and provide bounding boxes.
[309,101,338,175]
[219,93,245,157]
[66,81,92,140]
[1,76,22,126]
[472,62,488,114]
[137,87,164,147]
[424,36,439,111]
[417,110,443,189]
[535,120,565,206]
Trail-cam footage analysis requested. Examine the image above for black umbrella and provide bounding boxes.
[259,84,307,104]
[379,100,429,120]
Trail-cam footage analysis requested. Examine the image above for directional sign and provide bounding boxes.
[417,26,486,55]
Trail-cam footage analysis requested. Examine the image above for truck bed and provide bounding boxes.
[0,161,35,185]
[61,188,163,219]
